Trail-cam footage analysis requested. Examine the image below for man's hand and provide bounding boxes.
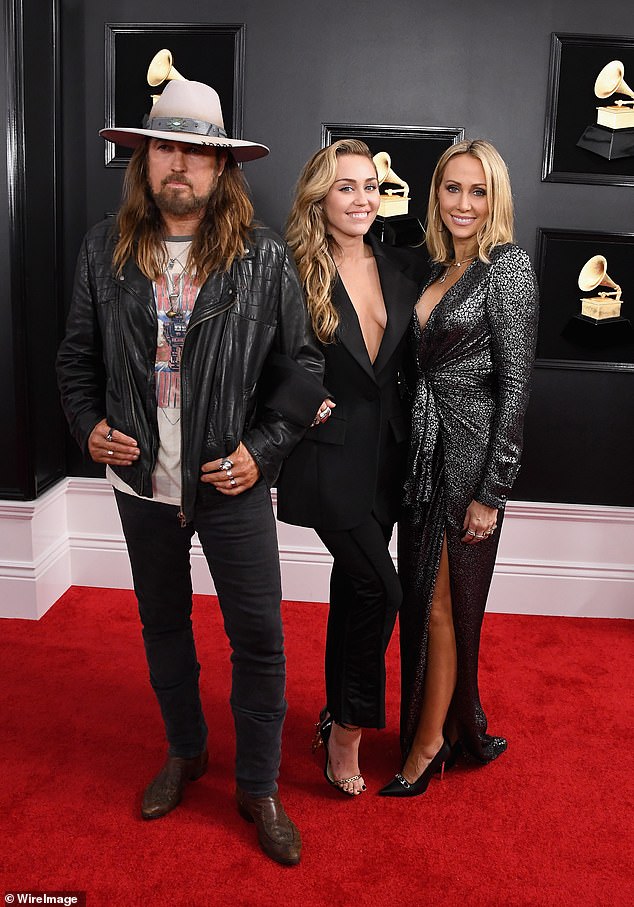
[88,418,140,465]
[200,442,260,496]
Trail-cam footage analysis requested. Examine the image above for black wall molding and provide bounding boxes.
[1,0,65,500]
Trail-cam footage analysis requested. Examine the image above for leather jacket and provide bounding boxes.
[57,218,325,522]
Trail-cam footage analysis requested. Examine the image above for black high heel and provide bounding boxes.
[378,739,451,798]
[311,707,329,754]
[445,739,463,770]
[312,710,365,797]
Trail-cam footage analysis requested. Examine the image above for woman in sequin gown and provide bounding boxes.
[379,140,538,797]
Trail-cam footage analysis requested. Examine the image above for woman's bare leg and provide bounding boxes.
[401,536,456,783]
[326,723,365,795]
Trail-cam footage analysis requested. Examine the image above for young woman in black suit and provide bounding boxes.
[277,140,424,795]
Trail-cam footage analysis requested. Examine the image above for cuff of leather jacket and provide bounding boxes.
[262,378,327,427]
[74,412,106,456]
[242,435,279,488]
[260,353,327,427]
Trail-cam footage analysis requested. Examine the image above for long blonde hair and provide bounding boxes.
[425,139,514,265]
[286,139,375,343]
[112,140,254,281]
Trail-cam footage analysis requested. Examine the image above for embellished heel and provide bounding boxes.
[311,707,329,753]
[313,711,365,797]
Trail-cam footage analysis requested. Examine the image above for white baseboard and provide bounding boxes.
[1,478,632,620]
[0,483,71,619]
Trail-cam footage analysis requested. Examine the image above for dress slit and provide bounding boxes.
[398,245,537,765]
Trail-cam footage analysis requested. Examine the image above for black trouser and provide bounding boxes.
[317,514,401,729]
[114,481,286,797]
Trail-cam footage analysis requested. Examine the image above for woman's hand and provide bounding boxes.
[461,499,499,544]
[311,398,336,427]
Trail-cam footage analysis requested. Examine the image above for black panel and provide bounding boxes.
[22,0,66,496]
[514,368,634,506]
[1,0,31,499]
[1,0,65,500]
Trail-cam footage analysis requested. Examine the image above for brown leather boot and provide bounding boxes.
[236,787,302,866]
[141,749,209,819]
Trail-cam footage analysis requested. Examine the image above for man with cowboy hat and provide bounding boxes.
[57,79,325,866]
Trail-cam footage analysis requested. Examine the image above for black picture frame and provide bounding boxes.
[542,32,634,186]
[535,228,634,372]
[104,23,245,168]
[322,124,464,245]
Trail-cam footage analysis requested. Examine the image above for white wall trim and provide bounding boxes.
[0,481,71,619]
[1,477,632,619]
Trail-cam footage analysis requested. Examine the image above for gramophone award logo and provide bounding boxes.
[577,60,634,160]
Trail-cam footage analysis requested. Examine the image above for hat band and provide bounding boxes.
[147,116,228,138]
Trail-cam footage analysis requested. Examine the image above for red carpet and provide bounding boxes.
[1,587,632,907]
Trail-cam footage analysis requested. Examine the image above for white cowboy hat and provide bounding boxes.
[99,79,269,163]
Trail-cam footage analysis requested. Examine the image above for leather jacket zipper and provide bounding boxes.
[178,291,236,526]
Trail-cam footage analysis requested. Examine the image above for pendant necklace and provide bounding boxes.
[165,268,184,318]
[438,255,476,284]
[164,242,191,317]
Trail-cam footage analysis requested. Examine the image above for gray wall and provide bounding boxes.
[55,0,633,504]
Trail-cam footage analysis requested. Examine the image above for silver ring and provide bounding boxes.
[475,533,486,539]
[318,406,331,420]
[105,429,114,442]
[466,529,477,537]
[220,458,234,472]
[107,449,114,456]
[226,469,233,479]
[229,477,237,487]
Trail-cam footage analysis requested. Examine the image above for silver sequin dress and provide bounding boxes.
[398,243,539,762]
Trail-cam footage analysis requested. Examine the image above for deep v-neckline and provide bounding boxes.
[339,273,387,366]
[416,260,475,333]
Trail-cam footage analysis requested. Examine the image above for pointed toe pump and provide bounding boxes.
[378,739,451,798]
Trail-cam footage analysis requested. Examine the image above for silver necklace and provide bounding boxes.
[165,268,184,318]
[167,247,189,271]
[164,242,192,317]
[438,256,476,284]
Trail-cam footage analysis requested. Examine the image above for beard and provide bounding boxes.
[151,178,214,217]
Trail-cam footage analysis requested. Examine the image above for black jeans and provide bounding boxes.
[114,481,286,797]
[317,515,401,729]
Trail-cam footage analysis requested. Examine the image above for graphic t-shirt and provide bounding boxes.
[108,237,199,505]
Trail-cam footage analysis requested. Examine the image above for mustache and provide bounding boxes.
[160,176,194,189]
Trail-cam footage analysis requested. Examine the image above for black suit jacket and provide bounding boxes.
[276,234,425,531]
